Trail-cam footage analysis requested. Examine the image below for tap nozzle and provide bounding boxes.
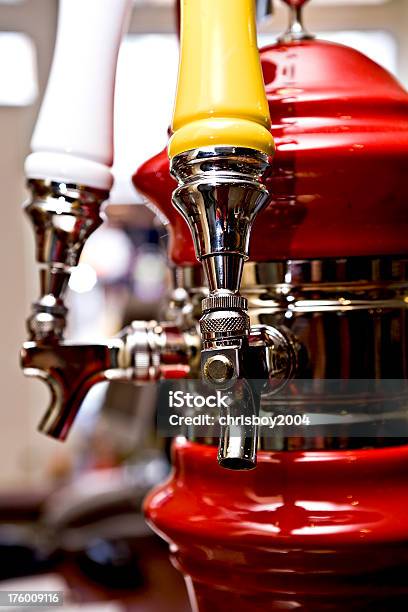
[170,147,272,470]
[21,320,200,440]
[217,378,260,471]
[199,292,257,470]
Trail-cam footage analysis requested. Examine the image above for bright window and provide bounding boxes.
[0,32,38,106]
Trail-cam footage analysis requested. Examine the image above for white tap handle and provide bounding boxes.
[25,0,131,190]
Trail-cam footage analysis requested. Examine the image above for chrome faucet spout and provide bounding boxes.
[21,319,200,440]
[218,379,260,471]
[21,341,122,439]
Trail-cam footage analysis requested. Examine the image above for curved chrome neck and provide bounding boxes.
[171,147,271,295]
[25,179,108,342]
[278,0,314,44]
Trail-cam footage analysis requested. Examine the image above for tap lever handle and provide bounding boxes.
[25,0,132,190]
[170,0,273,159]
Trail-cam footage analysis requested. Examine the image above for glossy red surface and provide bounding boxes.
[133,39,408,265]
[145,439,408,611]
[134,150,196,264]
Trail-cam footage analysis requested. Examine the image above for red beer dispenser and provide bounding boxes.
[136,1,408,610]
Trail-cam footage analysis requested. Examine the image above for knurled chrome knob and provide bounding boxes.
[202,293,248,313]
[200,310,250,335]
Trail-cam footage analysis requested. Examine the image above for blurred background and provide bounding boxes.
[0,0,407,608]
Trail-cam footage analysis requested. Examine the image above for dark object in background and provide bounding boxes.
[0,526,57,581]
[75,538,144,590]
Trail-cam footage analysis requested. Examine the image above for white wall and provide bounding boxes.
[0,0,59,487]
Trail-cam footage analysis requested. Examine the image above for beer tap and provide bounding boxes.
[169,0,299,469]
[21,0,200,440]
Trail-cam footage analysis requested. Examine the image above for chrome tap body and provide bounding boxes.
[25,180,107,342]
[171,146,300,469]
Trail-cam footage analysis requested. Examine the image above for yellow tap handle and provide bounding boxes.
[169,0,274,159]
